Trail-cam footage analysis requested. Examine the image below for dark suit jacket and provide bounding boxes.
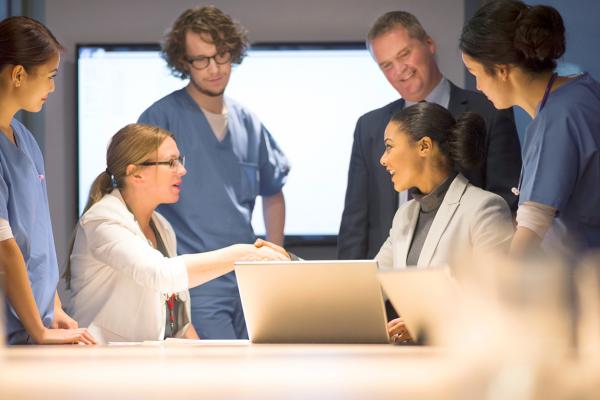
[337,81,522,260]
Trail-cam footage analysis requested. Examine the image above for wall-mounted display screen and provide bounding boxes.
[77,43,398,241]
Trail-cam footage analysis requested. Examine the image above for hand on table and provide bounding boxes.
[34,327,97,345]
[387,318,413,344]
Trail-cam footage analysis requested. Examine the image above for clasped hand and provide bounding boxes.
[387,318,413,344]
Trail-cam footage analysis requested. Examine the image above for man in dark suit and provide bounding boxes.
[338,11,522,260]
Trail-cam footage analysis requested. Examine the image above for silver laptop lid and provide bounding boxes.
[235,260,389,344]
[378,267,456,345]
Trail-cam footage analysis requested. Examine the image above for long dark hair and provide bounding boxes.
[460,0,565,75]
[0,16,63,72]
[390,102,486,173]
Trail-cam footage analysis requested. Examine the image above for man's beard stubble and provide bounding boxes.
[190,78,225,97]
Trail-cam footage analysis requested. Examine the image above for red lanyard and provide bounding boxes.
[166,294,176,331]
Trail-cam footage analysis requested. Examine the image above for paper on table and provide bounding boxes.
[108,339,250,346]
[164,338,250,346]
[107,341,162,346]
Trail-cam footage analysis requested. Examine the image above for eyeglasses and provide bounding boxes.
[138,156,185,169]
[185,51,232,70]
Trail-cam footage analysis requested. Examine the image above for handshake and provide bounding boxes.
[235,238,297,262]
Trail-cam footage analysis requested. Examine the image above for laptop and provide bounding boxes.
[377,267,457,345]
[235,260,389,344]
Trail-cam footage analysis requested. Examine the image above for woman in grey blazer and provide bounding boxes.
[375,102,514,342]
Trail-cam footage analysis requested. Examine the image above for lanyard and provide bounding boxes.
[511,73,558,197]
[539,73,558,112]
[167,294,176,331]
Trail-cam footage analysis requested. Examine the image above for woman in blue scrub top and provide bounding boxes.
[460,0,600,256]
[0,16,95,344]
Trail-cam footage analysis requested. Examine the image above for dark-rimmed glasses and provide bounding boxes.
[138,156,185,169]
[185,51,232,70]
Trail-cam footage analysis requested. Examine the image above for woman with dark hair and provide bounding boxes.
[0,16,95,344]
[376,102,514,342]
[460,0,600,255]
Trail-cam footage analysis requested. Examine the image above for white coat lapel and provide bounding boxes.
[95,190,153,247]
[395,200,420,268]
[417,174,469,267]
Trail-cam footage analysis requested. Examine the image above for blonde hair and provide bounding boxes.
[82,123,175,214]
[65,123,174,288]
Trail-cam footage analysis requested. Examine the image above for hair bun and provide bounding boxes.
[514,5,565,66]
[448,112,486,172]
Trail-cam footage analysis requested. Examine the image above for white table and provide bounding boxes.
[1,341,597,399]
[0,342,468,399]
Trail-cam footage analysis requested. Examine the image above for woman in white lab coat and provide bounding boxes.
[66,123,288,343]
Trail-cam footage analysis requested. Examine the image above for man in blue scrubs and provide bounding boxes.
[139,6,289,339]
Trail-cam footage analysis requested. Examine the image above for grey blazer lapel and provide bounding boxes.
[397,200,420,268]
[417,174,469,267]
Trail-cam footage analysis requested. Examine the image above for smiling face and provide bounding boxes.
[370,25,442,102]
[380,121,425,192]
[136,137,187,204]
[14,53,60,112]
[185,31,232,97]
[462,52,513,110]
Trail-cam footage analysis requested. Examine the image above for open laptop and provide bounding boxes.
[235,260,389,344]
[377,267,457,345]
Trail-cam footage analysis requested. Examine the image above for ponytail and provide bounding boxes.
[447,112,486,172]
[82,170,114,215]
[389,102,486,174]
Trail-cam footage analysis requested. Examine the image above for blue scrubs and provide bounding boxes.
[519,73,600,252]
[139,89,289,339]
[1,119,59,344]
